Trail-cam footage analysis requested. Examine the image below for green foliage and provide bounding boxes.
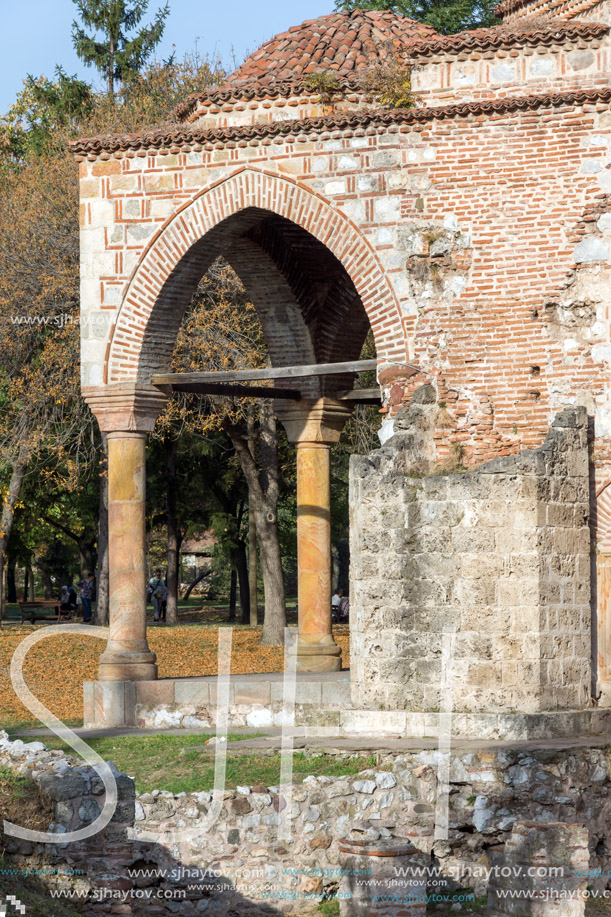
[72,0,170,95]
[334,0,498,35]
[0,68,92,163]
[304,71,343,103]
[361,58,415,108]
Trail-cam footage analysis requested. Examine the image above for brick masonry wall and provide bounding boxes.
[75,24,611,699]
[349,407,591,714]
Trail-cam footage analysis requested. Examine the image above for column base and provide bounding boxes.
[289,634,342,673]
[98,642,158,682]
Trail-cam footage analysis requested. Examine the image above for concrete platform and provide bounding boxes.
[83,670,611,741]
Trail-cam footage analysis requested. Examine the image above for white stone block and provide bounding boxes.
[574,237,609,263]
[338,155,359,170]
[88,199,114,230]
[492,63,516,82]
[358,174,378,192]
[581,160,603,175]
[374,197,400,222]
[531,59,553,76]
[325,180,346,195]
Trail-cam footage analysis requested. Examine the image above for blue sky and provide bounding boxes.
[1,0,336,113]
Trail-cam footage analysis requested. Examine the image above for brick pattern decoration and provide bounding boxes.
[495,0,607,24]
[106,168,407,383]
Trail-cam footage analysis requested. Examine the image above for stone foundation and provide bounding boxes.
[350,407,592,714]
[83,674,611,740]
[4,733,611,914]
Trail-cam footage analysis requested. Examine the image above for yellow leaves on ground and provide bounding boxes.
[0,624,350,727]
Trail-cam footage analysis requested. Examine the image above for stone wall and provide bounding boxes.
[5,732,611,914]
[350,406,591,714]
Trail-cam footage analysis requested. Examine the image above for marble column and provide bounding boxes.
[278,398,353,673]
[598,555,611,703]
[84,384,167,682]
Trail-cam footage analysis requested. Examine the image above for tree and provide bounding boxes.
[0,68,92,165]
[334,0,498,34]
[164,262,289,643]
[72,0,170,96]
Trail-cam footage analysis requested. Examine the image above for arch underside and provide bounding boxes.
[107,170,406,386]
[129,209,371,396]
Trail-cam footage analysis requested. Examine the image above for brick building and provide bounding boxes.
[73,0,611,729]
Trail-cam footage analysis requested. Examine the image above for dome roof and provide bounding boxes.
[227,9,439,88]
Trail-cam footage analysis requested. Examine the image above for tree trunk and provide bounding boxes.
[254,508,286,644]
[37,564,54,600]
[247,417,258,625]
[0,461,27,622]
[26,565,35,600]
[79,543,95,579]
[165,438,179,626]
[235,539,250,624]
[96,433,109,626]
[228,566,237,621]
[22,568,29,602]
[183,569,210,602]
[6,562,16,603]
[224,408,286,646]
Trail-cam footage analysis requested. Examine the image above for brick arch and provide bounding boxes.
[107,167,406,383]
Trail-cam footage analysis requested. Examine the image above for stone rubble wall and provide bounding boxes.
[0,731,136,915]
[350,407,591,714]
[4,732,611,915]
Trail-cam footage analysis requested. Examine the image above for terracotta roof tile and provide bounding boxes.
[226,9,437,87]
[70,87,611,158]
[171,18,607,121]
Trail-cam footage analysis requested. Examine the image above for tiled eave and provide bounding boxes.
[71,86,611,160]
[173,20,609,122]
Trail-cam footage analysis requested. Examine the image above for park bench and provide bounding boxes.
[18,600,68,624]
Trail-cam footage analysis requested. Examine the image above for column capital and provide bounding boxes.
[83,383,168,433]
[276,397,353,445]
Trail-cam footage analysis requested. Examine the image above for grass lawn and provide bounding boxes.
[40,733,378,794]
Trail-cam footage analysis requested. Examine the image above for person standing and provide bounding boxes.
[78,572,96,623]
[148,569,165,622]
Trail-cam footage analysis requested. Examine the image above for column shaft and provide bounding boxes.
[598,555,611,698]
[294,442,341,672]
[98,433,157,681]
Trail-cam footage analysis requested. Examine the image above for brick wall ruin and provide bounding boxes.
[350,406,591,714]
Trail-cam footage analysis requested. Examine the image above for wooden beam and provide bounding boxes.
[337,388,381,404]
[152,359,383,386]
[169,382,302,400]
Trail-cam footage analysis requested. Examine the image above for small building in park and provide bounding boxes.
[72,0,611,737]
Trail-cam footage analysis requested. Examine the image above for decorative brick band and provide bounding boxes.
[107,168,407,383]
[171,19,608,121]
[494,0,603,20]
[71,87,611,159]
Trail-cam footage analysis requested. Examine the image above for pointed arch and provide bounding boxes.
[106,167,406,383]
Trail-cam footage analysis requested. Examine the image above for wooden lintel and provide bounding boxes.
[170,382,302,400]
[336,388,381,404]
[152,358,382,386]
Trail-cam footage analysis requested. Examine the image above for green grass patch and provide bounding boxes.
[40,734,378,794]
[318,898,340,915]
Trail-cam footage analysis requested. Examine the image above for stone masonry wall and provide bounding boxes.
[350,407,591,714]
[5,733,611,915]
